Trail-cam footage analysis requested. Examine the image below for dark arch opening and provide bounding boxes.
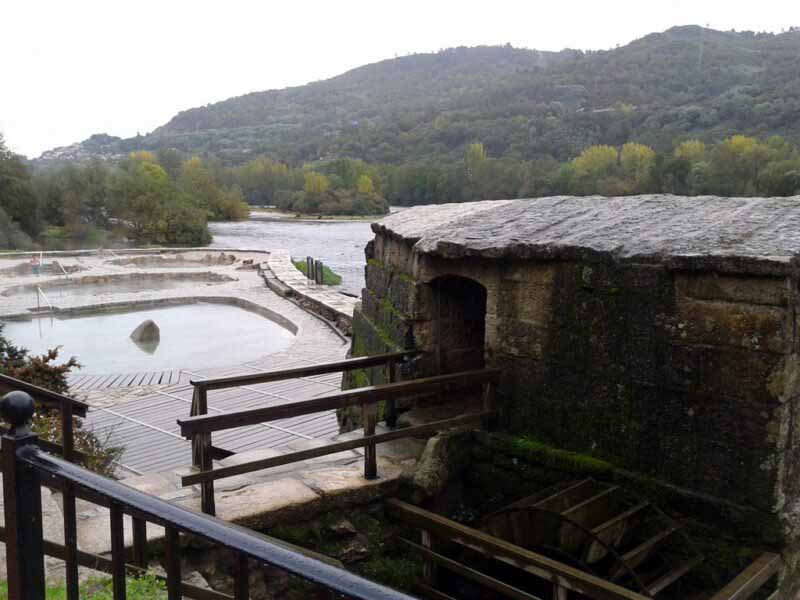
[427,275,487,373]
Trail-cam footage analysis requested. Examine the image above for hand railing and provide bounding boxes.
[1,391,419,600]
[0,375,88,463]
[186,351,422,493]
[179,366,500,516]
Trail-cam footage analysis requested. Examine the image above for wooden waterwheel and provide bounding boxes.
[482,478,703,598]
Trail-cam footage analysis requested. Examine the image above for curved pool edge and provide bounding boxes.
[0,295,300,337]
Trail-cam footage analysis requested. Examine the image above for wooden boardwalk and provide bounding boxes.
[69,369,188,391]
[83,352,346,476]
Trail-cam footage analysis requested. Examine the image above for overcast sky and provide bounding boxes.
[1,0,797,158]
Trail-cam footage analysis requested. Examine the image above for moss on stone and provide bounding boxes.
[497,433,614,476]
[355,555,423,593]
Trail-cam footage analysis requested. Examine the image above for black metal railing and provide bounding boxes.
[1,390,419,600]
[0,374,88,463]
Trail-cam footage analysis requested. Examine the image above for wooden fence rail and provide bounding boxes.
[387,498,653,600]
[180,358,499,516]
[709,552,781,600]
[184,350,422,514]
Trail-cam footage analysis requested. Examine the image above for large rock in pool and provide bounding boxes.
[130,320,160,343]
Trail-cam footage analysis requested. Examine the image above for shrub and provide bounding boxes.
[0,325,122,477]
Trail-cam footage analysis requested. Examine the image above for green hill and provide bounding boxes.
[37,26,800,166]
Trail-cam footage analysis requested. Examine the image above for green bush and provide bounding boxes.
[0,325,122,477]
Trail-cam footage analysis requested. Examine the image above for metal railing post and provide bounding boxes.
[1,391,46,599]
[61,399,74,463]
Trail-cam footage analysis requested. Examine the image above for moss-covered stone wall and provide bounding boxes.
[346,231,800,592]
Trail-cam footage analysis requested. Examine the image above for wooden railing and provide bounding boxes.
[387,498,654,600]
[180,356,499,516]
[0,373,89,463]
[709,552,781,600]
[1,391,419,600]
[184,351,420,512]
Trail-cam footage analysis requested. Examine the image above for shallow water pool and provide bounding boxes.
[3,303,294,374]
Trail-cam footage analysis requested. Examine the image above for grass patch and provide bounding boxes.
[293,260,342,285]
[0,573,165,599]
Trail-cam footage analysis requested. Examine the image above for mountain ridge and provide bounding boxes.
[35,25,800,166]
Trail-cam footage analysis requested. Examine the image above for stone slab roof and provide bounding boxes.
[374,196,800,274]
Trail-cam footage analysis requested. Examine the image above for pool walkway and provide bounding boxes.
[68,368,187,390]
[83,347,347,476]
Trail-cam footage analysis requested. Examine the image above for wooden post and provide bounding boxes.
[2,391,46,600]
[385,358,398,428]
[554,584,569,600]
[199,432,216,516]
[362,401,378,480]
[316,260,324,285]
[307,256,314,283]
[421,530,438,588]
[191,386,208,470]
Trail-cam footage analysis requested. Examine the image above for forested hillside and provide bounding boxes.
[38,26,800,166]
[6,24,799,249]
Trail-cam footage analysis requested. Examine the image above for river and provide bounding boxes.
[208,214,375,296]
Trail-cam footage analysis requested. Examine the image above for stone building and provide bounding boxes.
[347,195,800,594]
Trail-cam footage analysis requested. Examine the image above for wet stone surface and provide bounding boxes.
[374,195,800,273]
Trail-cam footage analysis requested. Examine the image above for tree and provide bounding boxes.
[465,142,487,181]
[569,145,619,194]
[674,140,706,164]
[356,174,375,195]
[303,171,330,195]
[111,154,211,244]
[0,133,41,238]
[620,143,656,192]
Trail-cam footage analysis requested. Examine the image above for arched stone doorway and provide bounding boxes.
[424,275,488,373]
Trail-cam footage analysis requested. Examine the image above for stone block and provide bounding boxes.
[197,478,322,529]
[677,273,788,306]
[299,462,404,507]
[677,298,788,354]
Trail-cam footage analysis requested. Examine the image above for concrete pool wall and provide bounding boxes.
[0,249,350,388]
[1,271,237,298]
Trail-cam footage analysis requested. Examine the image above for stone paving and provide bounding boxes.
[265,250,359,328]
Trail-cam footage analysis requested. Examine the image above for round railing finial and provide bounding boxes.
[1,391,35,435]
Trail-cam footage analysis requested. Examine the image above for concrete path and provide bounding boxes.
[265,250,359,328]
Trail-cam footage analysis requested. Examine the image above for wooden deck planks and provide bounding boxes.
[82,356,346,475]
